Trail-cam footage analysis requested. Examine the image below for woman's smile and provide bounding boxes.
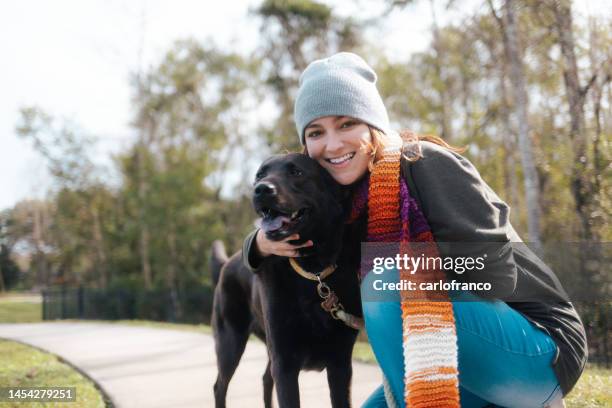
[325,152,356,167]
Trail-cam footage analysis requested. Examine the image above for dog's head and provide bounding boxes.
[252,153,344,245]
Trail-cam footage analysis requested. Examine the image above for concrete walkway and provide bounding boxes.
[0,322,382,407]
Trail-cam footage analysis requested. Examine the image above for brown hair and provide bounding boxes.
[302,126,467,171]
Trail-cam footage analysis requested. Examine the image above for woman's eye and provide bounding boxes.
[341,121,356,128]
[306,131,321,138]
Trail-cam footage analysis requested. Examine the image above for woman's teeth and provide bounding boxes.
[327,152,355,164]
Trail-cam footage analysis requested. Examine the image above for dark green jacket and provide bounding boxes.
[242,141,587,395]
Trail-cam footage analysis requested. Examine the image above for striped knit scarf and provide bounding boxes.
[348,135,460,407]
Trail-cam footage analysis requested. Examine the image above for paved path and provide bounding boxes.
[0,322,382,407]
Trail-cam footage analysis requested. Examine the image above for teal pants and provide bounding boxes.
[360,270,562,408]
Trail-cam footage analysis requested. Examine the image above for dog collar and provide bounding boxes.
[289,258,363,330]
[289,258,336,281]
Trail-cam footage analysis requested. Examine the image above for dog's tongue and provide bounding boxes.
[261,215,291,233]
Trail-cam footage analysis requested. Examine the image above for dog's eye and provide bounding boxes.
[289,167,303,177]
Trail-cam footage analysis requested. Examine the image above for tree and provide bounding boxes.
[488,0,543,252]
[0,210,21,291]
[0,245,20,291]
[121,39,261,301]
[532,0,607,241]
[16,108,111,287]
[254,0,363,150]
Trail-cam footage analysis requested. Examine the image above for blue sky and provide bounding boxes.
[0,0,606,210]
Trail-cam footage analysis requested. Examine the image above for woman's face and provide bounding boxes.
[304,116,372,185]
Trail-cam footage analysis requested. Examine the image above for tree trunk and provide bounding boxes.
[33,204,49,286]
[91,206,108,288]
[549,0,597,241]
[134,5,153,290]
[430,0,453,141]
[493,0,543,252]
[166,222,182,320]
[587,17,608,202]
[499,61,521,227]
[136,139,153,290]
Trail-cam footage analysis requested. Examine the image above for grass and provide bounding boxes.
[1,294,610,406]
[565,365,612,407]
[0,339,108,408]
[64,318,213,334]
[0,303,41,324]
[352,340,376,364]
[0,295,41,323]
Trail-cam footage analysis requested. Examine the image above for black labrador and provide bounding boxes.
[211,153,365,408]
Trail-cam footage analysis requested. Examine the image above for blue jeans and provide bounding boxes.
[360,270,562,408]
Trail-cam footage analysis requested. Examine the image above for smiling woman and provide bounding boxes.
[243,52,587,408]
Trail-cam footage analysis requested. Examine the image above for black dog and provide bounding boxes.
[211,153,365,408]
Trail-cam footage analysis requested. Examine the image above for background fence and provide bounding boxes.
[42,286,215,324]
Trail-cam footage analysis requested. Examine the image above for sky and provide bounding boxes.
[0,0,608,211]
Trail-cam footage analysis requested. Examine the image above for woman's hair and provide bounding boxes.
[301,125,467,172]
[365,128,467,171]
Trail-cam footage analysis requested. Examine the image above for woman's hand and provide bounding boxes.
[255,230,313,258]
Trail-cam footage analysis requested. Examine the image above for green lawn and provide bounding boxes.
[0,339,108,408]
[0,293,42,323]
[0,302,41,323]
[565,366,612,408]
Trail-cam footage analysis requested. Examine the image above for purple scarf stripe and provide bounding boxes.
[408,200,430,240]
[400,180,411,241]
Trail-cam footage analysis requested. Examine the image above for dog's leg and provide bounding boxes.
[213,321,250,408]
[263,359,274,408]
[271,359,300,408]
[326,356,353,408]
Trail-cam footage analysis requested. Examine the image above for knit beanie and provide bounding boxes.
[294,52,390,145]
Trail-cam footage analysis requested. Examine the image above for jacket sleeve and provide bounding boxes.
[401,141,518,299]
[242,229,265,273]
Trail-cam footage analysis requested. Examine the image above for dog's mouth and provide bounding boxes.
[258,206,308,236]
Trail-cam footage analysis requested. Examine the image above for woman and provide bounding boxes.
[242,52,586,407]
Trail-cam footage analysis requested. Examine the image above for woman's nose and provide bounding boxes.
[324,132,344,153]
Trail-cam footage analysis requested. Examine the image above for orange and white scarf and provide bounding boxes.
[349,134,460,407]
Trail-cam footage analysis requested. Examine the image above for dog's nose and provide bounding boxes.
[254,181,277,197]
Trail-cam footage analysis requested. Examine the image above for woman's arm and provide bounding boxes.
[242,229,313,273]
[402,141,518,299]
[242,229,264,272]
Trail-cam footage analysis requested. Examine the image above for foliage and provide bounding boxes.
[254,0,364,150]
[0,245,21,290]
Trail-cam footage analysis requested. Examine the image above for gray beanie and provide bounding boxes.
[294,52,390,145]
